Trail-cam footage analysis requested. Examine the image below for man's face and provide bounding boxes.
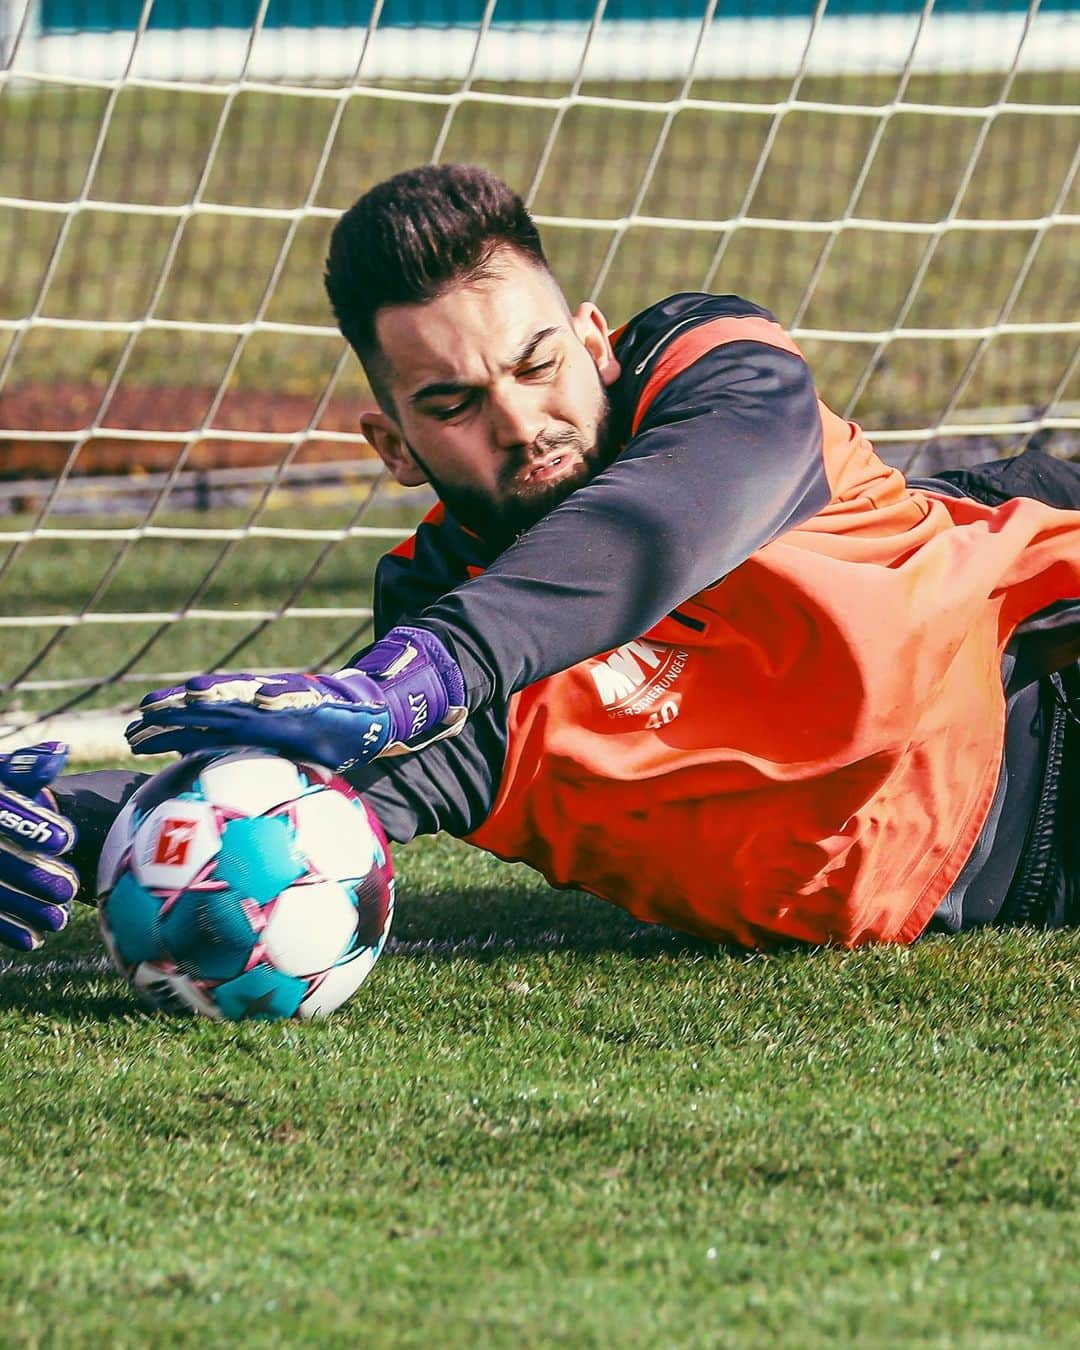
[361,248,622,546]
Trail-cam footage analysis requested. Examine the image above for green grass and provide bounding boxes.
[2,486,1078,1342]
[0,829,1076,1346]
[2,70,1079,425]
[1,61,1078,1341]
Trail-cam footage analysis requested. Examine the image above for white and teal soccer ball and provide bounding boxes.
[96,748,395,1021]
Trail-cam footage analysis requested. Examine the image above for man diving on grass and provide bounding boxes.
[3,163,1079,956]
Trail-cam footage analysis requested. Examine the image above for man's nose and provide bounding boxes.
[489,388,546,451]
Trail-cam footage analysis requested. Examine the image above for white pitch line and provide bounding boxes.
[0,925,689,981]
[384,930,575,957]
[0,955,115,979]
[0,934,575,978]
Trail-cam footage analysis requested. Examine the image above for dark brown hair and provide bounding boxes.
[324,163,548,401]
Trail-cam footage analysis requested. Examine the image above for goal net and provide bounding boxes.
[2,0,1078,756]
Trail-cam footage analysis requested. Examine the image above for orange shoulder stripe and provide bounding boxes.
[387,501,445,560]
[631,315,804,435]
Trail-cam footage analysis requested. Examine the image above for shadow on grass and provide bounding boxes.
[0,918,151,1019]
[0,961,140,1020]
[388,883,729,963]
[0,881,734,1019]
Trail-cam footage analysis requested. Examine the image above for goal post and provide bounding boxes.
[1,0,1078,757]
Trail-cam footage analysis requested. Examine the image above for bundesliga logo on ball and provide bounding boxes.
[96,749,395,1020]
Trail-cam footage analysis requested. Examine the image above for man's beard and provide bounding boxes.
[408,387,616,551]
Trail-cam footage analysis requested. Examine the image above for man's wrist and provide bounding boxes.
[345,626,467,752]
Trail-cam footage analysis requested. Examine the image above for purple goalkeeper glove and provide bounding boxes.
[125,625,468,773]
[0,741,79,952]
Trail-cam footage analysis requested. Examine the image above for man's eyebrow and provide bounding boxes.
[409,378,471,405]
[510,325,561,366]
[409,326,562,406]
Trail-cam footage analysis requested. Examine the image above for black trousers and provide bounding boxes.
[995,665,1079,929]
[915,449,1080,932]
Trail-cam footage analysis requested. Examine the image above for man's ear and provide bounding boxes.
[571,302,621,388]
[360,410,429,488]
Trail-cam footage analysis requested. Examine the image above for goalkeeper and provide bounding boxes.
[4,163,1079,952]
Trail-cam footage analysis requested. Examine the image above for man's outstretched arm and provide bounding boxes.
[125,295,828,772]
[416,295,829,710]
[50,767,148,901]
[25,707,504,944]
[125,626,467,773]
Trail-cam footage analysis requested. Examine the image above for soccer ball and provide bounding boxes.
[96,748,394,1020]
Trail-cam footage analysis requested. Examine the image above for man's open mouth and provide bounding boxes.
[523,453,572,484]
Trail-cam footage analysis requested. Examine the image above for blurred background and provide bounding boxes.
[1,0,1078,741]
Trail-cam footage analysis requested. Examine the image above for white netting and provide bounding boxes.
[1,0,1078,755]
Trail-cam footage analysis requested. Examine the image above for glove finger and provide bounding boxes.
[0,845,80,905]
[128,703,380,769]
[136,683,190,714]
[0,883,69,934]
[0,741,69,794]
[253,673,329,711]
[124,720,214,756]
[183,673,263,705]
[125,702,267,755]
[0,913,44,953]
[0,788,76,856]
[128,703,279,746]
[137,675,262,716]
